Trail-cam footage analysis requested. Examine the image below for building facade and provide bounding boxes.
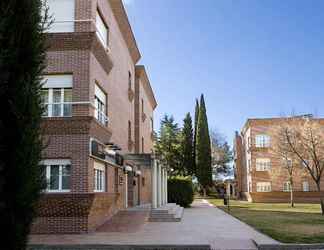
[31,0,161,234]
[234,117,324,203]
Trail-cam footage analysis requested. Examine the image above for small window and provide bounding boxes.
[96,10,108,48]
[94,161,106,192]
[256,158,271,171]
[142,177,145,187]
[128,71,132,90]
[150,117,154,132]
[40,159,71,192]
[94,84,108,125]
[256,182,271,192]
[47,0,75,32]
[255,134,270,148]
[128,121,132,141]
[142,137,144,153]
[142,99,144,114]
[42,75,73,117]
[302,181,309,192]
[283,182,292,192]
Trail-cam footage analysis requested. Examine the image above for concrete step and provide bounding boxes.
[149,203,184,222]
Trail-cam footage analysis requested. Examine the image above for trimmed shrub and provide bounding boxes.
[168,176,194,207]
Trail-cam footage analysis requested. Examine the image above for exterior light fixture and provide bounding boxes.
[124,165,132,173]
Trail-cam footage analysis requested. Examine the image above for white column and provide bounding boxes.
[157,163,161,207]
[124,173,128,208]
[161,168,165,205]
[164,170,168,204]
[151,160,157,209]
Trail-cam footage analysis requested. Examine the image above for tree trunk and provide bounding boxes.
[316,182,324,215]
[290,178,294,207]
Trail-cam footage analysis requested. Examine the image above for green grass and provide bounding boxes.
[208,198,324,243]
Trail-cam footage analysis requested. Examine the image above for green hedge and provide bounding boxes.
[168,176,194,207]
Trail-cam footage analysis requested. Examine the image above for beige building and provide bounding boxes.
[234,116,324,203]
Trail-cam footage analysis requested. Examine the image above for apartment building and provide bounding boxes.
[234,116,324,203]
[31,0,160,234]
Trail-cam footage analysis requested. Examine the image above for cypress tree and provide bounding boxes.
[181,113,194,176]
[195,94,212,196]
[0,1,47,249]
[193,99,199,176]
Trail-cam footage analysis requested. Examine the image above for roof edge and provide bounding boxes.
[135,65,157,110]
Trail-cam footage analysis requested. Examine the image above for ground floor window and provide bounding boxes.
[94,161,106,192]
[256,182,271,192]
[302,181,309,192]
[283,182,292,192]
[40,159,71,192]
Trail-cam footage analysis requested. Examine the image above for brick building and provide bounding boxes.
[31,0,166,234]
[234,116,324,203]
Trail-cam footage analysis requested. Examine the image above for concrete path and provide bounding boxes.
[29,199,278,250]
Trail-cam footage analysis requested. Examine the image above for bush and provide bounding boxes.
[168,176,194,207]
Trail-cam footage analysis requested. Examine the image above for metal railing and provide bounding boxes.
[42,101,109,126]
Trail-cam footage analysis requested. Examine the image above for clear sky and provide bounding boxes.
[124,0,324,145]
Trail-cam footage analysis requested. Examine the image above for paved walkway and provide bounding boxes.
[29,199,278,250]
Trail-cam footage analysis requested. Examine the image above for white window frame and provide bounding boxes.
[94,83,108,125]
[255,134,271,148]
[283,181,292,192]
[256,158,271,171]
[94,161,106,192]
[302,181,309,192]
[96,10,108,48]
[256,182,271,192]
[42,75,73,117]
[41,159,71,193]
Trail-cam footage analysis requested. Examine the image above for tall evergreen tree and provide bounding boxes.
[180,113,195,176]
[0,1,47,249]
[193,99,199,176]
[195,94,212,196]
[155,115,182,175]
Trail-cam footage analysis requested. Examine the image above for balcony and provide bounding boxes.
[45,20,113,74]
[128,88,134,102]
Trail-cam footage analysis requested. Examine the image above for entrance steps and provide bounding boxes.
[149,203,184,222]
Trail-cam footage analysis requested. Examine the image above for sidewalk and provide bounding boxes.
[29,199,277,250]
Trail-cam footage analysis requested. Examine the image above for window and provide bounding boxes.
[94,84,108,125]
[255,134,270,148]
[128,121,132,141]
[47,0,75,32]
[302,181,309,192]
[142,177,145,187]
[96,10,108,48]
[41,75,73,117]
[283,182,292,192]
[41,159,71,192]
[142,99,144,114]
[256,182,271,192]
[150,117,154,132]
[94,161,106,192]
[247,159,251,172]
[142,137,144,153]
[128,71,132,90]
[256,158,271,171]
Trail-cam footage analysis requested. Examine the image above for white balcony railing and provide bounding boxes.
[42,101,109,126]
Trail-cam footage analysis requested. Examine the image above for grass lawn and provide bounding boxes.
[208,198,324,243]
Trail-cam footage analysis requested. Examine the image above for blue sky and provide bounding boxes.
[124,0,324,145]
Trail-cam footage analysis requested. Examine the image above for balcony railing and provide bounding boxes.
[45,19,110,52]
[42,101,109,126]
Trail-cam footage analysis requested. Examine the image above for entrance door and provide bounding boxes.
[127,172,133,207]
